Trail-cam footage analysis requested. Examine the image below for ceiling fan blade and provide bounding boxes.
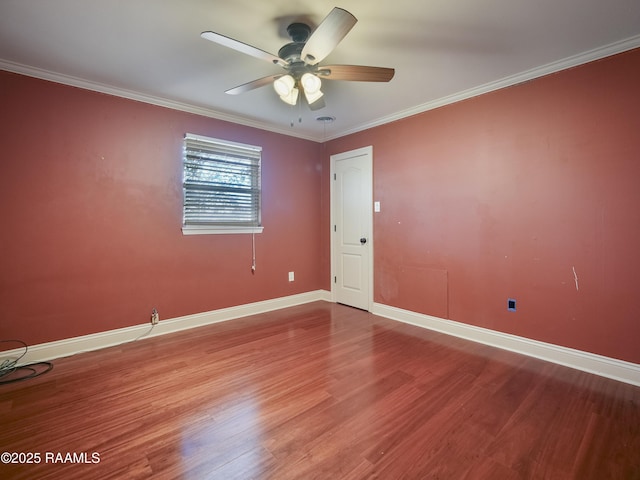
[301,7,357,65]
[201,31,286,67]
[318,65,395,82]
[225,75,283,95]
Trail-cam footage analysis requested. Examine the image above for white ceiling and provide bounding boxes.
[1,0,639,142]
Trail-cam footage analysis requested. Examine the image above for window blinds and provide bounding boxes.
[183,134,262,229]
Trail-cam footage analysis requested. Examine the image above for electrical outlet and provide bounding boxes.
[288,271,295,282]
[151,308,159,325]
[507,299,516,312]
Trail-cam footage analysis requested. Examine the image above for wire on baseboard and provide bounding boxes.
[0,340,53,385]
[1,321,158,385]
[132,324,156,342]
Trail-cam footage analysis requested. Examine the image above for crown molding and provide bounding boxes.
[329,34,640,140]
[2,33,639,143]
[0,59,319,142]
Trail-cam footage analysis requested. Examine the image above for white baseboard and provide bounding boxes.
[4,290,637,388]
[372,302,640,387]
[3,290,331,367]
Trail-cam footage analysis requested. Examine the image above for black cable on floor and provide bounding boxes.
[0,340,54,385]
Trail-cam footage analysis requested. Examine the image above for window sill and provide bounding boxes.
[182,226,264,235]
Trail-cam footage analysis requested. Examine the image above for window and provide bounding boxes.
[182,133,263,235]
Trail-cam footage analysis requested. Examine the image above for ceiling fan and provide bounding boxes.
[201,7,395,111]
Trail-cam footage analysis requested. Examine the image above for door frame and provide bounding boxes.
[330,145,374,311]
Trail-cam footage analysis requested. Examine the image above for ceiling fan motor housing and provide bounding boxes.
[278,23,312,64]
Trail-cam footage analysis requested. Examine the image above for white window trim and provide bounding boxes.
[182,225,264,235]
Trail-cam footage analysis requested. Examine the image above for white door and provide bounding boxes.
[331,146,373,311]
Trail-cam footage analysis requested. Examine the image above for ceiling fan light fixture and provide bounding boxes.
[301,72,322,94]
[273,75,295,97]
[280,87,299,105]
[304,88,324,105]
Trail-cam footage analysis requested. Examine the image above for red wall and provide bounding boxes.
[324,49,640,364]
[2,48,639,365]
[0,72,324,346]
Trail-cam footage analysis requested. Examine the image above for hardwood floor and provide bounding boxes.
[1,302,639,479]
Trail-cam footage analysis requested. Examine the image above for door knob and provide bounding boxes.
[360,237,367,244]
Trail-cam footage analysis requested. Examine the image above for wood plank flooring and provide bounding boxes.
[1,302,639,479]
